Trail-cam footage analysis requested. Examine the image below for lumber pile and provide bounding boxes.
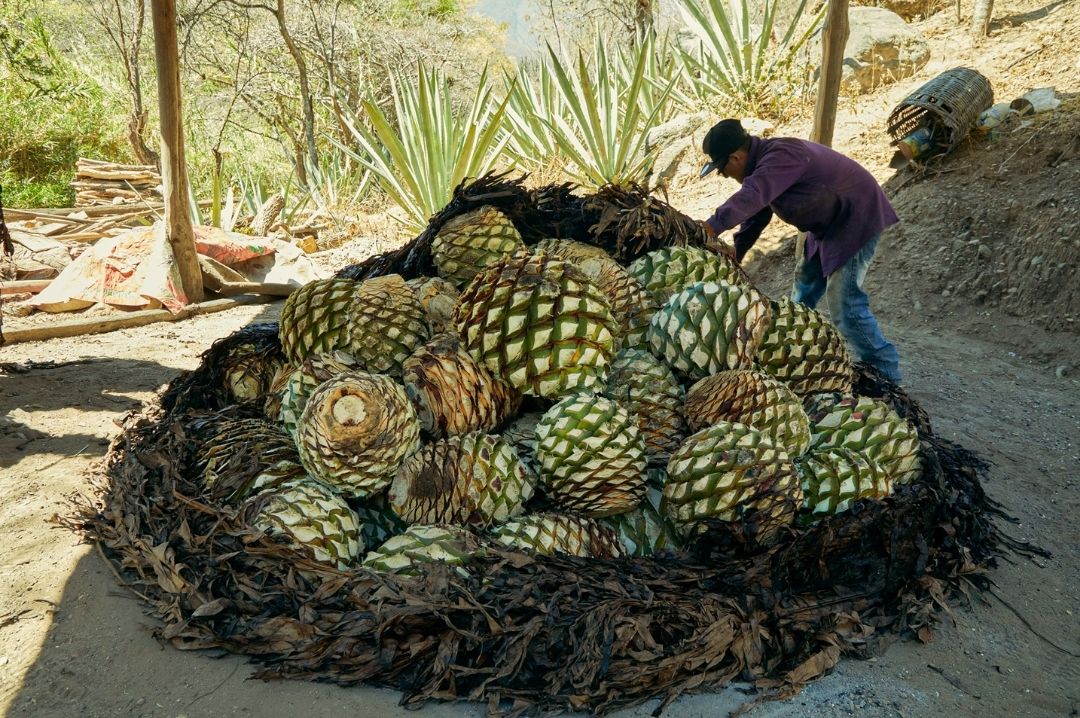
[72,158,162,206]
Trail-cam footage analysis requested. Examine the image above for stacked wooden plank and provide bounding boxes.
[71,158,162,206]
[3,203,166,245]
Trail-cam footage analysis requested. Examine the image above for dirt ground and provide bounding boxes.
[2,1,1079,716]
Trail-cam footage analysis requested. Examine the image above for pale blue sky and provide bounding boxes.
[472,0,542,58]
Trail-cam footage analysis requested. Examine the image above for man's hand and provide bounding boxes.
[701,224,740,263]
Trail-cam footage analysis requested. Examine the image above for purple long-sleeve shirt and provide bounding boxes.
[704,136,898,276]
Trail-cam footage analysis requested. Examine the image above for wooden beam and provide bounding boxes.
[150,0,204,302]
[1,280,51,295]
[810,0,850,148]
[0,295,278,345]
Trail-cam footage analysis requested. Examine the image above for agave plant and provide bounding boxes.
[234,172,312,232]
[536,35,675,188]
[611,30,697,122]
[337,64,511,234]
[674,0,825,116]
[502,60,565,172]
[304,152,373,223]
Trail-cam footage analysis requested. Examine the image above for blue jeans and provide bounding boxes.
[791,234,902,383]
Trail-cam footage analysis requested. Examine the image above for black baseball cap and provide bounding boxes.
[699,119,749,178]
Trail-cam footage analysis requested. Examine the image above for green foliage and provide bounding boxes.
[305,154,373,225]
[610,31,695,123]
[337,64,511,234]
[0,2,128,207]
[674,0,825,117]
[389,0,461,19]
[501,60,564,172]
[534,36,673,187]
[0,171,71,207]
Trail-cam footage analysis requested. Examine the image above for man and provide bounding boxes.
[698,118,903,384]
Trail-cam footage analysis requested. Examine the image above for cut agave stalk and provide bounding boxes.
[294,372,421,498]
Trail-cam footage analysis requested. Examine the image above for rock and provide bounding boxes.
[643,112,712,189]
[839,8,930,95]
[10,229,72,280]
[1056,366,1070,378]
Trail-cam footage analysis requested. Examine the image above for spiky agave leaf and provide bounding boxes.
[647,280,771,380]
[453,250,618,397]
[295,372,421,498]
[388,432,533,528]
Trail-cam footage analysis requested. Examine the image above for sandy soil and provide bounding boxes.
[2,1,1079,716]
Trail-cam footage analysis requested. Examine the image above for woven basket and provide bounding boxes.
[887,67,994,153]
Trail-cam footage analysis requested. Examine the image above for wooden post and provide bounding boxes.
[150,0,203,303]
[970,0,993,36]
[797,0,850,268]
[810,0,850,147]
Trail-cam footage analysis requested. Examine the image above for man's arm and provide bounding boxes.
[732,206,773,261]
[703,142,810,236]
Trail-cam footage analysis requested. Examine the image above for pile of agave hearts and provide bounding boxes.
[77,176,1027,715]
[201,187,922,575]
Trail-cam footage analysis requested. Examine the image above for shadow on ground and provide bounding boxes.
[0,302,284,468]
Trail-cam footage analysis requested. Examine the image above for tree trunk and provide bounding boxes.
[633,0,655,39]
[810,0,850,148]
[126,0,158,166]
[128,109,158,166]
[274,0,319,183]
[801,0,849,267]
[150,0,203,303]
[971,0,993,36]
